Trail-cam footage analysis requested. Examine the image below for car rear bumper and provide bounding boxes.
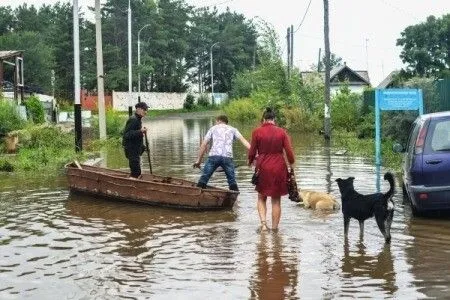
[410,185,450,211]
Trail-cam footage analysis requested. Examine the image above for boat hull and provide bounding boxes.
[66,164,239,210]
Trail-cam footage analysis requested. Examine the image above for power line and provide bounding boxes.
[293,0,313,33]
[197,0,234,8]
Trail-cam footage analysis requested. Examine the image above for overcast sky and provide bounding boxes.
[2,0,449,85]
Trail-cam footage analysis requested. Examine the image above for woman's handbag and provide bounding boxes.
[287,168,301,202]
[251,169,259,185]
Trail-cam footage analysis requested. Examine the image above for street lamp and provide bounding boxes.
[138,24,151,103]
[210,42,220,105]
[127,0,132,116]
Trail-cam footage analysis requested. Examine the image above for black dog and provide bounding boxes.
[335,172,395,243]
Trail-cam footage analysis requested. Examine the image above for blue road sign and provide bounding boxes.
[374,88,423,191]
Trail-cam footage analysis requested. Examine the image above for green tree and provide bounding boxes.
[397,14,450,77]
[0,31,54,93]
[0,6,14,35]
[311,52,343,72]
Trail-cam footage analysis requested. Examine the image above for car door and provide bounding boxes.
[422,117,450,186]
[403,119,422,187]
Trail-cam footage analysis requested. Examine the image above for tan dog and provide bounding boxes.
[299,190,340,210]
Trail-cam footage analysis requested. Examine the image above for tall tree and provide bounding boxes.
[0,6,14,35]
[397,14,450,78]
[0,31,53,92]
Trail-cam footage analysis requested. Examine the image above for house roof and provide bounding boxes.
[301,64,371,86]
[0,51,23,60]
[376,70,400,89]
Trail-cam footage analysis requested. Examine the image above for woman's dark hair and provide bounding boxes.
[262,107,276,120]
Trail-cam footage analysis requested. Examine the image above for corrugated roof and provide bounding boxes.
[0,51,23,60]
[301,64,371,85]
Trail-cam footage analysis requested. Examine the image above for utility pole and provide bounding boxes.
[210,42,219,105]
[138,24,151,103]
[365,38,369,74]
[290,24,294,70]
[287,26,291,79]
[127,0,132,117]
[73,0,82,152]
[323,0,331,140]
[317,48,322,72]
[95,0,106,139]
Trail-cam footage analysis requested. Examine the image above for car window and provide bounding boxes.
[427,119,450,152]
[407,121,420,154]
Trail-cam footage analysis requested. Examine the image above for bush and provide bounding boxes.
[197,94,210,107]
[0,99,26,136]
[14,125,80,172]
[0,158,14,172]
[281,106,321,132]
[183,94,196,110]
[24,95,45,124]
[331,87,361,132]
[223,98,261,123]
[91,109,127,138]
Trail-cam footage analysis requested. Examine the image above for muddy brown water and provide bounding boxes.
[1,115,450,299]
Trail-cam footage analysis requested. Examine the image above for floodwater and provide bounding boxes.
[1,115,450,299]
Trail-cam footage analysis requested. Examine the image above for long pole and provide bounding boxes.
[144,132,152,174]
[73,0,82,152]
[286,27,290,79]
[138,24,151,103]
[210,42,219,105]
[323,0,331,140]
[290,24,294,70]
[95,0,106,139]
[127,0,132,116]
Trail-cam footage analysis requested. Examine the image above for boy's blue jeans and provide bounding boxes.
[197,156,238,191]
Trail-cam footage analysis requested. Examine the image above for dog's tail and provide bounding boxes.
[383,172,395,201]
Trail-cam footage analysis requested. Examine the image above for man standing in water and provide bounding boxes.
[193,115,250,191]
[122,102,149,178]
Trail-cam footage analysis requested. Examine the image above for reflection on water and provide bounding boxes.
[249,232,298,299]
[341,240,397,297]
[1,114,450,299]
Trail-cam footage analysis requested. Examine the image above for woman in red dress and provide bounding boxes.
[248,108,295,231]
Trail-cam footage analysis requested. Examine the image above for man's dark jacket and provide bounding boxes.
[122,113,144,157]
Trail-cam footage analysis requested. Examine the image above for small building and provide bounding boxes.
[0,50,24,101]
[301,63,371,94]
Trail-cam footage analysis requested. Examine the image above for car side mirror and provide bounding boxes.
[392,142,405,153]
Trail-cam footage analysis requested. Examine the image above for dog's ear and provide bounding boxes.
[349,177,355,181]
[335,178,341,182]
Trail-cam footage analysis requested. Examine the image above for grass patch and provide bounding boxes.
[333,130,403,171]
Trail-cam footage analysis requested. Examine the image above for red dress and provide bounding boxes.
[248,123,295,197]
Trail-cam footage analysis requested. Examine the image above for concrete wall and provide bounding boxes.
[112,92,227,111]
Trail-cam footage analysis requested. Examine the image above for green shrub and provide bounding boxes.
[105,109,126,137]
[197,94,210,107]
[183,94,196,110]
[0,158,14,172]
[91,109,127,138]
[0,99,26,136]
[25,95,45,124]
[223,98,261,123]
[281,106,321,132]
[331,87,361,131]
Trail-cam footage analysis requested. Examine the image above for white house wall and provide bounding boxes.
[112,92,227,111]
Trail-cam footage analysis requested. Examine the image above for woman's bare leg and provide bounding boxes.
[271,197,281,230]
[257,193,268,230]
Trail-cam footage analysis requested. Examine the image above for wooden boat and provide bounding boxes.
[65,162,239,210]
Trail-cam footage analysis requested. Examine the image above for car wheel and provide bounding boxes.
[410,202,422,217]
[402,183,409,204]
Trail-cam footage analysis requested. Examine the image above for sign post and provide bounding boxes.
[374,88,423,190]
